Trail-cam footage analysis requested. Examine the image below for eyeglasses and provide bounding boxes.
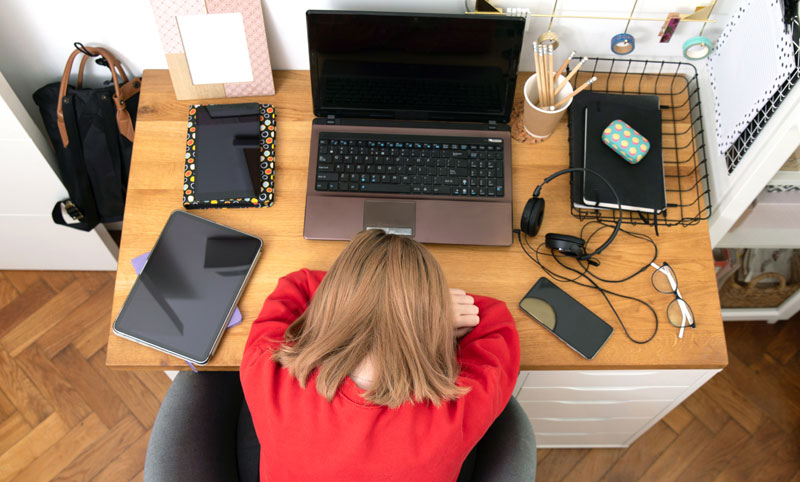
[650,262,695,338]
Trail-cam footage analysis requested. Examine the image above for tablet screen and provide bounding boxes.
[113,211,261,363]
[193,103,261,201]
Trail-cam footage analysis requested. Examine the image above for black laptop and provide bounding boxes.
[303,11,524,246]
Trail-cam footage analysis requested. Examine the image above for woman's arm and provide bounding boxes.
[241,269,326,364]
[455,296,521,440]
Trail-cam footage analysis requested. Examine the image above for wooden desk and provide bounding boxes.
[107,70,727,447]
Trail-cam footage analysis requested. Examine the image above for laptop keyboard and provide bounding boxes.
[314,134,505,197]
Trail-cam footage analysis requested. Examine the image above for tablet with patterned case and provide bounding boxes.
[183,103,276,209]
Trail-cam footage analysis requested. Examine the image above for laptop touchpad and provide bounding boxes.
[363,200,415,236]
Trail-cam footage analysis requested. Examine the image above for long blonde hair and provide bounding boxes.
[273,229,468,407]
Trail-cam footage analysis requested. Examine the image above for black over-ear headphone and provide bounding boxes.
[520,167,623,265]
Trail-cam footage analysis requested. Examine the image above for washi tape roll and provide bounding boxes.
[538,31,559,50]
[611,33,635,55]
[659,13,681,43]
[682,35,713,60]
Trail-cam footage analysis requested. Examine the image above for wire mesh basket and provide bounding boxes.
[567,57,712,228]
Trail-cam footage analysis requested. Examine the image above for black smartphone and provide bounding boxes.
[519,278,613,359]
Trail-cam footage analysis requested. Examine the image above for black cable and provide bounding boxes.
[545,243,658,344]
[522,231,585,282]
[577,221,658,284]
[515,229,659,344]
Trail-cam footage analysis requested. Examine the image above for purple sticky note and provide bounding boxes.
[131,251,242,328]
[130,251,150,274]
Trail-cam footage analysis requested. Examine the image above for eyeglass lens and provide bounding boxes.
[652,264,678,294]
[667,297,694,328]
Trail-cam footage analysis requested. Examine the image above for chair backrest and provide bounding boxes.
[146,373,536,482]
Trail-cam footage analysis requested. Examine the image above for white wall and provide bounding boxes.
[0,0,165,132]
[0,0,732,127]
[263,0,733,71]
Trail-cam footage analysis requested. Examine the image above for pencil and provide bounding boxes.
[532,42,544,107]
[536,45,544,107]
[538,45,548,107]
[539,45,549,107]
[554,56,588,97]
[554,50,575,82]
[543,45,551,107]
[547,45,555,106]
[553,76,597,109]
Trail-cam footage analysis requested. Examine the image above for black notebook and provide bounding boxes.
[568,92,666,214]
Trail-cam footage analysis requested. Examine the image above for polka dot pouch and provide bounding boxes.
[602,119,649,165]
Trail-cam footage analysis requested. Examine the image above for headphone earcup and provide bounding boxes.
[545,233,586,258]
[520,197,545,236]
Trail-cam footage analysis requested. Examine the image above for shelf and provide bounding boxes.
[717,225,800,248]
[722,287,800,323]
[718,189,800,248]
[769,169,800,186]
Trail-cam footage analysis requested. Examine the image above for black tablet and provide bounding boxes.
[113,211,262,364]
[182,103,276,209]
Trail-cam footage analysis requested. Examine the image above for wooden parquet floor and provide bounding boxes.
[0,270,168,482]
[0,269,798,481]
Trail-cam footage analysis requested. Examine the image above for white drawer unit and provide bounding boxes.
[519,369,708,388]
[530,416,652,433]
[517,385,689,402]
[536,432,635,447]
[515,369,720,448]
[519,399,673,419]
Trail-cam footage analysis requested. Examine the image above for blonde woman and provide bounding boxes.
[240,229,534,481]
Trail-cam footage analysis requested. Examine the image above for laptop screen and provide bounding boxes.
[307,11,524,123]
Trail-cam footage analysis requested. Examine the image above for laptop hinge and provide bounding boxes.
[488,120,497,130]
[326,115,337,125]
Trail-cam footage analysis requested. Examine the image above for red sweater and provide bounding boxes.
[240,269,520,482]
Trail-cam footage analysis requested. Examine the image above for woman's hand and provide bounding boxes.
[450,288,479,338]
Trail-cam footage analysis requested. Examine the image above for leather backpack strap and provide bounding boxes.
[57,45,140,147]
[115,76,141,143]
[56,48,85,148]
[77,54,89,89]
[83,45,139,143]
[118,77,141,102]
[114,62,130,84]
[77,48,129,89]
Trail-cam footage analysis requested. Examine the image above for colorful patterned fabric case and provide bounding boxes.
[602,119,650,164]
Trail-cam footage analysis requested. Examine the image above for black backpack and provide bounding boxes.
[33,43,141,231]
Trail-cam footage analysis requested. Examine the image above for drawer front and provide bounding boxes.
[522,370,707,389]
[535,432,634,447]
[517,385,688,402]
[530,417,651,434]
[519,399,672,419]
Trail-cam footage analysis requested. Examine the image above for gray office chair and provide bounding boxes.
[144,372,536,482]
